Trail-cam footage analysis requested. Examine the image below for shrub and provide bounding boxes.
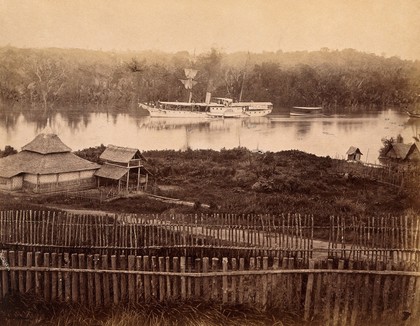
[0,145,17,158]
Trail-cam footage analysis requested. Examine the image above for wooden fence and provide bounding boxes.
[334,159,420,191]
[0,250,419,325]
[1,211,420,324]
[329,215,420,262]
[1,210,420,263]
[0,211,314,261]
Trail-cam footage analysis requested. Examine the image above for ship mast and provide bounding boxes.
[180,68,198,103]
[238,52,250,102]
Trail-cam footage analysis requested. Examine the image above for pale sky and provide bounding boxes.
[0,0,419,60]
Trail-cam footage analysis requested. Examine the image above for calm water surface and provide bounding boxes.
[1,107,419,164]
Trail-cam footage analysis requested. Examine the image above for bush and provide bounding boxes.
[0,145,17,158]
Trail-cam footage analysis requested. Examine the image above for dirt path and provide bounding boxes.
[46,206,116,216]
[47,206,332,258]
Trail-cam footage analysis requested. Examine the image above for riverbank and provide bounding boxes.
[1,148,417,223]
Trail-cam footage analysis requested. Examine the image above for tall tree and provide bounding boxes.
[29,56,66,112]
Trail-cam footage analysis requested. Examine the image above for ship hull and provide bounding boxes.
[139,102,272,118]
[140,104,210,118]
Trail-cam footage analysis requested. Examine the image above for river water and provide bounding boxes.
[1,107,419,164]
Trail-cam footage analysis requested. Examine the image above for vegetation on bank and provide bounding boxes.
[144,148,416,220]
[0,147,416,222]
[62,147,418,223]
[0,145,17,158]
[1,46,419,112]
[0,293,304,326]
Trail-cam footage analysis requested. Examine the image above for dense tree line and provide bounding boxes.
[0,46,419,112]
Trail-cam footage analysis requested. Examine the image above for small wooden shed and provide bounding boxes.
[94,145,151,193]
[346,146,363,161]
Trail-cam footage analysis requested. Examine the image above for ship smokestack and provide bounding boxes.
[205,92,211,104]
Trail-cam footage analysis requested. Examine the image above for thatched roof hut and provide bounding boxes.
[0,130,100,193]
[384,143,419,161]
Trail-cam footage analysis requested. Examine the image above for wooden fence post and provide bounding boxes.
[1,250,9,298]
[151,256,158,300]
[128,255,136,304]
[102,254,110,306]
[86,255,94,307]
[159,256,165,302]
[25,251,33,296]
[71,253,78,303]
[172,257,179,300]
[262,256,268,309]
[165,256,171,300]
[64,253,71,302]
[202,257,210,301]
[194,258,201,299]
[332,259,345,326]
[239,258,244,304]
[136,256,143,302]
[371,260,383,321]
[187,257,192,298]
[18,251,25,294]
[350,261,361,326]
[43,253,50,301]
[120,255,127,303]
[78,254,86,305]
[304,260,315,321]
[324,258,333,325]
[111,255,119,305]
[143,256,151,301]
[231,258,237,303]
[180,256,186,300]
[35,252,42,296]
[94,254,102,306]
[212,257,219,300]
[9,251,16,292]
[360,260,371,321]
[222,257,228,303]
[249,257,255,304]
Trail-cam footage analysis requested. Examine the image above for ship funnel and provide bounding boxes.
[205,92,211,104]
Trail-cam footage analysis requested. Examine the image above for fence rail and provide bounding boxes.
[0,250,419,325]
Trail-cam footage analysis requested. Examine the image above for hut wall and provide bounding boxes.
[22,170,97,193]
[24,174,37,183]
[0,177,12,190]
[408,149,420,161]
[11,176,23,190]
[40,174,57,184]
[80,170,96,178]
[58,171,82,182]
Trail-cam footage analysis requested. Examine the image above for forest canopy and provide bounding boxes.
[1,46,419,112]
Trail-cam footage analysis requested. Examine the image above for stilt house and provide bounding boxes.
[94,145,150,193]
